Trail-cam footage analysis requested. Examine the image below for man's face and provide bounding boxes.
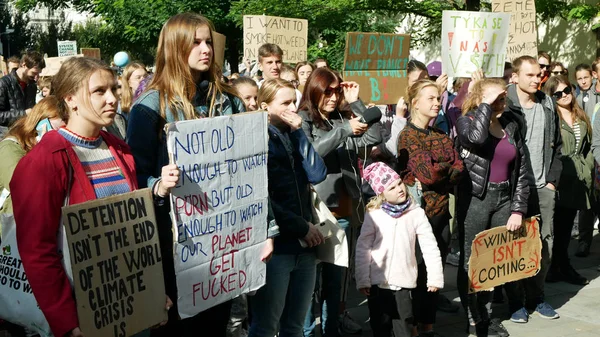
[576,70,592,91]
[7,62,19,73]
[24,66,41,83]
[259,55,282,80]
[538,56,550,77]
[511,61,541,95]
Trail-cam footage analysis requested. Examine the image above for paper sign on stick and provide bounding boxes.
[468,217,542,293]
[166,112,269,318]
[441,11,510,77]
[62,189,167,337]
[57,40,78,57]
[80,48,101,59]
[492,0,538,61]
[40,54,84,77]
[342,32,410,105]
[213,32,226,68]
[243,15,308,63]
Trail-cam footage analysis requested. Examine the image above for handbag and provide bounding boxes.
[299,186,335,247]
[310,187,349,268]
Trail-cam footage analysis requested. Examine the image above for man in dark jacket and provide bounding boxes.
[503,55,563,324]
[0,51,45,137]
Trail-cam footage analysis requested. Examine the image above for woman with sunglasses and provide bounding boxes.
[549,62,568,77]
[543,75,594,286]
[298,67,381,337]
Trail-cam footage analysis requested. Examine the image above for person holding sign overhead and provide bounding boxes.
[396,79,464,337]
[10,57,171,337]
[126,13,249,337]
[298,67,382,337]
[249,78,327,337]
[455,78,530,337]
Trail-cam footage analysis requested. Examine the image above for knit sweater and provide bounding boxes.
[397,123,463,218]
[59,127,130,198]
[355,204,444,290]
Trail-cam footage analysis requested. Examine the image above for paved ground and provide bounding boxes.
[343,232,600,337]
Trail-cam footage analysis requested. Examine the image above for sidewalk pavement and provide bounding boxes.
[344,233,600,337]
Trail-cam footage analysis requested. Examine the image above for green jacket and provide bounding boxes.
[0,137,25,219]
[557,118,595,209]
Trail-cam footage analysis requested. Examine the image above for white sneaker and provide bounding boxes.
[338,311,362,334]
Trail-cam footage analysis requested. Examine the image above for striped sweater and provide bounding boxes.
[59,127,130,198]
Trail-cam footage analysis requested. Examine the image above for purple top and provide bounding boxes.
[489,134,517,183]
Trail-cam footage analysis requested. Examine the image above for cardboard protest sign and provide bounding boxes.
[492,0,538,61]
[441,11,510,77]
[468,217,542,293]
[0,56,7,76]
[62,189,166,337]
[166,112,269,318]
[243,15,308,63]
[81,48,101,59]
[213,32,226,68]
[342,32,410,105]
[57,40,78,57]
[40,54,83,77]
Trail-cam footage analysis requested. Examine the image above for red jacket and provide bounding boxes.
[10,130,138,337]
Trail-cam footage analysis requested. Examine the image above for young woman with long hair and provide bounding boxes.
[298,67,382,337]
[396,79,464,337]
[126,13,247,337]
[543,75,594,286]
[120,62,147,114]
[455,78,530,337]
[10,57,171,337]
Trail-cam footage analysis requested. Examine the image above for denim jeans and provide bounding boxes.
[303,217,351,337]
[248,252,317,337]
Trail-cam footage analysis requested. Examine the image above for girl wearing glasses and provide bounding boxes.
[298,67,382,337]
[455,78,529,337]
[543,75,594,286]
[549,62,568,77]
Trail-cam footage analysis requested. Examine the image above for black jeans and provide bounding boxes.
[553,206,593,270]
[368,286,414,337]
[456,181,518,324]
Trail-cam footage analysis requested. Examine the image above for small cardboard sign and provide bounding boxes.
[213,32,226,68]
[80,48,101,59]
[62,189,167,337]
[0,56,7,76]
[342,32,411,105]
[166,112,269,318]
[243,15,308,63]
[468,217,542,293]
[40,54,84,77]
[441,11,511,77]
[492,0,538,61]
[57,40,78,57]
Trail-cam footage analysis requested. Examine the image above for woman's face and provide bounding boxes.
[128,68,147,93]
[412,85,441,120]
[484,84,507,115]
[318,79,341,114]
[281,72,299,88]
[551,65,565,76]
[408,70,427,87]
[553,82,573,109]
[188,25,213,75]
[68,70,118,129]
[382,179,408,205]
[263,87,297,125]
[297,65,313,86]
[237,83,258,111]
[41,87,50,97]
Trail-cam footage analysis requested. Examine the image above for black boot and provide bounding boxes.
[475,320,500,337]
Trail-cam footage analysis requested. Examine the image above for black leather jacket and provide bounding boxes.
[267,125,327,254]
[456,103,530,215]
[0,70,37,137]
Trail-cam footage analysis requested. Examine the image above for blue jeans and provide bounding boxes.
[249,252,317,337]
[303,218,351,337]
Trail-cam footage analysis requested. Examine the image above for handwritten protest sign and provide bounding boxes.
[243,15,308,63]
[342,32,410,105]
[166,112,269,318]
[81,48,101,59]
[441,11,510,77]
[40,54,83,77]
[468,217,542,293]
[213,32,226,68]
[62,189,166,337]
[492,0,538,61]
[57,40,78,57]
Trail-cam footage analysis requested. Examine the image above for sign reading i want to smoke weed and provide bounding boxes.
[441,11,510,77]
[243,15,308,63]
[62,189,166,337]
[342,32,411,105]
[166,112,269,318]
[468,217,542,293]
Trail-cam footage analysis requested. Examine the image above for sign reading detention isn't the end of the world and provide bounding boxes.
[166,112,269,318]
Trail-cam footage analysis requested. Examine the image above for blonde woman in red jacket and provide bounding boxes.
[10,57,172,337]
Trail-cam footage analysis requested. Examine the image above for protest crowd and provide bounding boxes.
[1,8,600,337]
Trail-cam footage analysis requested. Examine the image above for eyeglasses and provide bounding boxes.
[551,71,566,75]
[539,64,549,69]
[324,86,343,97]
[552,86,572,99]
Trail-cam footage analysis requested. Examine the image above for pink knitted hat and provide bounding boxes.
[363,162,401,195]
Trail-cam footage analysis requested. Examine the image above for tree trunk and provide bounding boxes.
[228,34,240,74]
[596,28,600,57]
[465,0,480,11]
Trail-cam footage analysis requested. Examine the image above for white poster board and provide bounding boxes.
[166,112,269,318]
[441,11,511,77]
[243,15,308,63]
[57,40,78,57]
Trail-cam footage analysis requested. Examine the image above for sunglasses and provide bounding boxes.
[324,86,343,97]
[552,86,572,99]
[551,71,566,75]
[539,64,549,69]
